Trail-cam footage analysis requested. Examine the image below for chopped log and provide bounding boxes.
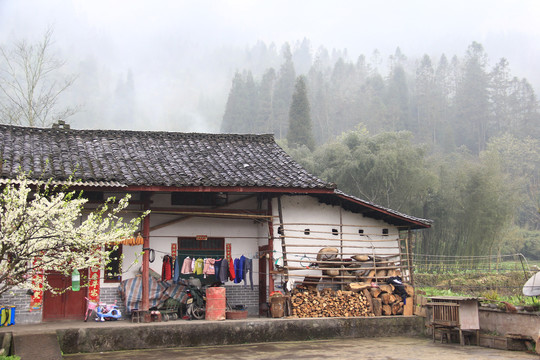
[378,284,394,293]
[347,282,370,292]
[381,293,391,305]
[370,287,382,298]
[324,268,340,276]
[392,302,403,315]
[372,297,382,316]
[317,247,339,261]
[362,269,376,282]
[352,254,370,262]
[382,304,392,316]
[403,299,414,316]
[362,288,373,313]
[388,294,398,304]
[387,269,397,277]
[404,283,415,297]
[376,269,387,278]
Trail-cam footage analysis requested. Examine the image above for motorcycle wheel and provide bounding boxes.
[188,304,205,320]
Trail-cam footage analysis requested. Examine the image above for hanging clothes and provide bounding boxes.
[173,256,180,283]
[214,259,222,280]
[234,256,246,284]
[181,257,192,274]
[203,258,216,278]
[194,258,204,275]
[243,257,253,290]
[162,255,173,281]
[219,258,229,283]
[228,257,235,282]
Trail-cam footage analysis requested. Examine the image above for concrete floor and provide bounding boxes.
[63,336,539,360]
[4,319,537,359]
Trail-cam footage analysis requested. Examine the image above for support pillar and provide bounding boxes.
[141,192,151,311]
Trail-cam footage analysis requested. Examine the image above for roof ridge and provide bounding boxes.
[0,124,276,141]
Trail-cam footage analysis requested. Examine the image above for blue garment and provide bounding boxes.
[173,256,180,283]
[234,256,246,284]
[234,258,241,283]
[214,259,222,281]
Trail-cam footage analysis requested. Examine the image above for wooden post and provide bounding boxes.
[407,228,414,286]
[267,196,275,292]
[141,192,151,312]
[339,203,343,289]
[277,196,288,283]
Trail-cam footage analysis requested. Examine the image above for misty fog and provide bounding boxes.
[0,0,539,132]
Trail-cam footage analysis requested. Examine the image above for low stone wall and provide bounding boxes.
[57,316,424,354]
[479,308,540,339]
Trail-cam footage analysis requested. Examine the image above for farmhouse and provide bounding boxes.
[0,123,430,323]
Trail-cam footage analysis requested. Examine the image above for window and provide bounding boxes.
[382,228,389,236]
[358,229,364,235]
[104,244,122,283]
[304,229,310,235]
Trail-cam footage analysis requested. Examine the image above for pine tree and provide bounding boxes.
[272,43,296,138]
[287,76,315,150]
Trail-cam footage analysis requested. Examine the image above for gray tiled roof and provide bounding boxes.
[333,189,432,227]
[0,124,334,189]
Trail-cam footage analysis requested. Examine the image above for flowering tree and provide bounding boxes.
[0,173,148,296]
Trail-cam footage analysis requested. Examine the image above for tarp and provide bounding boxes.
[523,271,540,296]
[119,277,189,313]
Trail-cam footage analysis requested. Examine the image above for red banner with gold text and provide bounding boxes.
[88,266,100,301]
[29,257,43,311]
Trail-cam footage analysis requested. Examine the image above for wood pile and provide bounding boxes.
[346,282,415,316]
[290,286,373,318]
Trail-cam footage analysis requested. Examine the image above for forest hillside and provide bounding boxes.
[221,41,540,260]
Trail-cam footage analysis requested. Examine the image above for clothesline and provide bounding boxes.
[158,251,259,259]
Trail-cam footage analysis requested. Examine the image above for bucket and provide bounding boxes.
[205,287,226,321]
[0,306,15,327]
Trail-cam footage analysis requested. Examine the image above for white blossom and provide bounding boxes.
[0,173,149,295]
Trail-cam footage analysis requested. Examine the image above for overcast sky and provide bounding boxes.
[1,0,539,131]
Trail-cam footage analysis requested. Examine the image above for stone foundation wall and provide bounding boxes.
[225,285,259,315]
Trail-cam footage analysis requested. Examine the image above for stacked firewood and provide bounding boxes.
[290,286,374,318]
[347,282,415,316]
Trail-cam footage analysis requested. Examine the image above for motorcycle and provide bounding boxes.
[185,285,206,320]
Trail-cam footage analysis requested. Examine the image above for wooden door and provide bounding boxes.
[42,270,88,321]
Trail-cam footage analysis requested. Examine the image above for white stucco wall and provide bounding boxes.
[271,195,401,281]
[102,193,402,290]
[114,193,265,288]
